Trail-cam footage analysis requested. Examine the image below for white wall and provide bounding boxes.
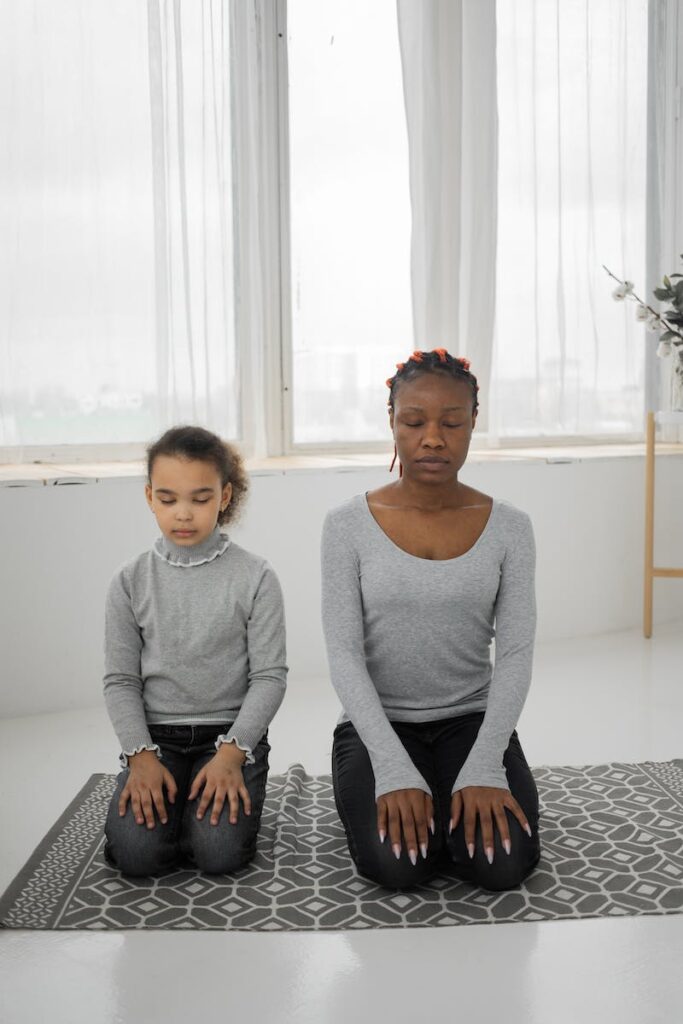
[1,455,682,718]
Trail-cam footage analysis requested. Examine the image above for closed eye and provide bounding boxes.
[158,498,212,504]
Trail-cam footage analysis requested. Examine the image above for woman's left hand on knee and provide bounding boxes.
[450,787,532,864]
[189,745,252,826]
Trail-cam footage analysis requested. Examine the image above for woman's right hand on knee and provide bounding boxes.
[376,789,434,866]
[119,751,178,829]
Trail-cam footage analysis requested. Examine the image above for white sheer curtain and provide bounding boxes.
[230,0,281,457]
[396,0,497,431]
[0,0,245,458]
[490,0,648,439]
[147,0,239,439]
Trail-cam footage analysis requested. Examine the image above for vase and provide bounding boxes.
[672,348,683,412]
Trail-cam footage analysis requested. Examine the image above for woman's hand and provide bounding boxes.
[450,786,532,862]
[119,749,177,829]
[376,789,434,864]
[189,743,251,826]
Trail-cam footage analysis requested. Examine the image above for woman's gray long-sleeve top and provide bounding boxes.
[321,494,536,800]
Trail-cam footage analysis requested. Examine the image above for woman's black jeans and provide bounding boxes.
[332,712,540,892]
[104,723,270,877]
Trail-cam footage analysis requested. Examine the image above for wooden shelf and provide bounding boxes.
[643,410,683,637]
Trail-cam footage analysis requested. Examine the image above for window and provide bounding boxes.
[0,0,238,456]
[492,0,648,439]
[285,0,412,446]
[0,0,665,460]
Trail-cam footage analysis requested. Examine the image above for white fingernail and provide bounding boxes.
[503,839,511,855]
[409,849,417,866]
[430,817,435,835]
[448,819,454,835]
[379,829,386,844]
[420,843,428,859]
[525,824,532,837]
[486,847,494,865]
[392,843,401,860]
[467,843,475,859]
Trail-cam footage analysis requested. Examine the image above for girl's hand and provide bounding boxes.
[119,750,177,829]
[376,789,434,865]
[189,743,251,826]
[450,786,532,863]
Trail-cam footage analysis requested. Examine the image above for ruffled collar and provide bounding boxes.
[153,527,231,567]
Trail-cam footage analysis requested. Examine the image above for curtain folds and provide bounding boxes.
[490,0,648,438]
[396,0,498,430]
[147,0,238,439]
[397,0,651,440]
[229,0,281,457]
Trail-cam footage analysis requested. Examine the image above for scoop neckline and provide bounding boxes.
[361,492,498,565]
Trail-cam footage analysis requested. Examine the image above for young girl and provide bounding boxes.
[103,426,287,876]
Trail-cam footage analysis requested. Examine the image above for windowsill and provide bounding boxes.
[1,440,683,486]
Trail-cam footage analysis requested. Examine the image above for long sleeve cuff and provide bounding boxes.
[119,743,162,769]
[373,763,432,801]
[215,732,255,765]
[452,762,508,793]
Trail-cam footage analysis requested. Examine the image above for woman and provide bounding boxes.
[321,349,540,891]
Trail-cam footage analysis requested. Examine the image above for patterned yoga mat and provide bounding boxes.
[1,761,683,931]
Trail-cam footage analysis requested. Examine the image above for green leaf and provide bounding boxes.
[663,311,683,324]
[670,273,683,279]
[653,287,672,301]
[664,275,672,288]
[660,330,676,341]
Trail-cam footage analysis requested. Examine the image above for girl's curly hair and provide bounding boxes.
[146,425,248,526]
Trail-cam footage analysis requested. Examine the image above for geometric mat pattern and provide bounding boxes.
[1,760,683,931]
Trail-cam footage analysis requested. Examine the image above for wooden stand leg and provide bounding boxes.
[644,411,655,638]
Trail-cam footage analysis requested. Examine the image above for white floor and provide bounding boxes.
[1,621,683,1024]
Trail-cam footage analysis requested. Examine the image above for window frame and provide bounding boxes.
[1,0,678,466]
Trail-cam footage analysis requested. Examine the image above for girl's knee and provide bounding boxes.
[104,836,174,878]
[104,816,177,878]
[184,811,258,874]
[190,838,255,875]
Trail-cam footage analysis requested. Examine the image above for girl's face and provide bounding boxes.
[145,455,232,547]
[390,373,477,483]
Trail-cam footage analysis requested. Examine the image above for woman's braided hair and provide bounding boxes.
[386,348,479,414]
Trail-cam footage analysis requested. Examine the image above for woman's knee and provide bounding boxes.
[472,845,540,892]
[447,832,541,892]
[352,839,439,890]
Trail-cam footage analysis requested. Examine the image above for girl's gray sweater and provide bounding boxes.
[321,494,536,799]
[103,528,287,764]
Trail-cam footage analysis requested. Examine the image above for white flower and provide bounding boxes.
[656,340,672,358]
[612,285,629,300]
[646,314,661,332]
[635,304,649,321]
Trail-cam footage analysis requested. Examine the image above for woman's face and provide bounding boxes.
[390,373,477,483]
